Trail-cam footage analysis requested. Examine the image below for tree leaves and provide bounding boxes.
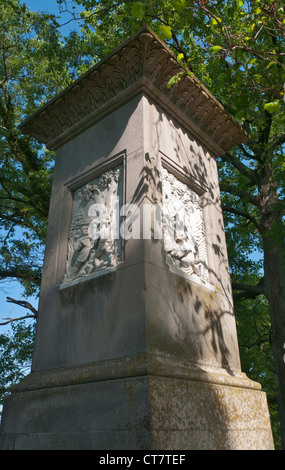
[167,71,184,88]
[157,24,172,40]
[210,17,222,27]
[170,0,186,13]
[0,320,35,406]
[264,100,280,114]
[210,45,222,53]
[131,2,145,21]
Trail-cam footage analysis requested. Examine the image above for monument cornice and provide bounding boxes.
[19,25,247,155]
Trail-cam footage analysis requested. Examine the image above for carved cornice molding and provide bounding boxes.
[19,25,247,154]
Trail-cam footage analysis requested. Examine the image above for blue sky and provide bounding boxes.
[22,0,73,16]
[21,0,82,35]
[22,0,66,17]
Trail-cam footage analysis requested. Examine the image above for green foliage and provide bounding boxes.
[131,2,145,21]
[157,24,173,40]
[0,320,35,406]
[235,294,282,448]
[264,100,280,114]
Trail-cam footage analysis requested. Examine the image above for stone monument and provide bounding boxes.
[0,26,274,450]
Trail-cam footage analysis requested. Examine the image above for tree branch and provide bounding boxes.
[238,144,256,160]
[0,314,36,326]
[0,267,41,284]
[220,151,258,184]
[6,297,38,316]
[222,204,262,231]
[267,133,285,153]
[0,297,38,326]
[220,181,260,208]
[238,334,269,349]
[232,278,266,301]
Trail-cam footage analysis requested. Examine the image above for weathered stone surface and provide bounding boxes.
[0,357,273,449]
[149,376,274,450]
[0,374,150,450]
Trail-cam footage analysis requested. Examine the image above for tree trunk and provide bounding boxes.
[260,171,285,448]
[263,237,285,449]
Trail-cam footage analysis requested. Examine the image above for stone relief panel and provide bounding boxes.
[61,165,123,287]
[162,167,209,283]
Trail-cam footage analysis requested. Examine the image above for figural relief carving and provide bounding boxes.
[61,166,123,286]
[162,168,209,283]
